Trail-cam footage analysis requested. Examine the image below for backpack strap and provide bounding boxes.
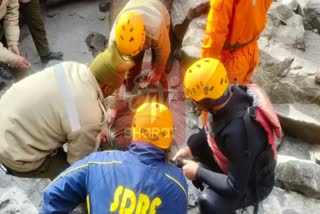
[242,107,259,214]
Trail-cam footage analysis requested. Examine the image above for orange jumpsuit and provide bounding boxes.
[201,0,272,124]
[202,0,272,84]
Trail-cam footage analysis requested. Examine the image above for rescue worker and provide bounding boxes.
[174,58,282,214]
[19,0,63,64]
[0,43,134,179]
[106,0,171,124]
[0,0,31,87]
[200,0,273,124]
[40,101,188,214]
[202,0,272,84]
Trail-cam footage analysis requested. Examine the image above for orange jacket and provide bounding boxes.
[202,0,272,58]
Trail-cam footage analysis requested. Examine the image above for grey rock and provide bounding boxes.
[240,187,320,214]
[180,15,207,65]
[85,32,108,57]
[171,0,209,40]
[278,136,320,162]
[254,32,320,106]
[263,3,306,50]
[303,0,320,34]
[0,187,38,213]
[186,118,199,129]
[275,155,320,200]
[273,103,320,144]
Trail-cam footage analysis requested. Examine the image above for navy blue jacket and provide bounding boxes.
[40,142,188,214]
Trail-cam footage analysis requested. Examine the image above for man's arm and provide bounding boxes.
[151,25,170,75]
[0,42,19,65]
[40,157,90,213]
[4,0,20,47]
[201,0,234,58]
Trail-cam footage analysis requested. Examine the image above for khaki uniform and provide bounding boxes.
[19,0,49,57]
[0,62,109,173]
[108,0,170,106]
[0,0,20,65]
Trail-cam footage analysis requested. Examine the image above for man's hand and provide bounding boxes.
[106,108,117,126]
[8,45,20,56]
[96,130,109,146]
[15,56,31,70]
[182,160,199,181]
[148,69,161,86]
[172,146,193,161]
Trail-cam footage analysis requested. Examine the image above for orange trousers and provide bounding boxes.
[202,40,259,124]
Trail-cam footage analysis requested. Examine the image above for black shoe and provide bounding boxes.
[40,51,64,64]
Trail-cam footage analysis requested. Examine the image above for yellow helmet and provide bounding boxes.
[115,11,146,57]
[131,102,174,149]
[183,58,229,102]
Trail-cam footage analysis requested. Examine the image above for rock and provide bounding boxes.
[255,31,320,106]
[180,15,207,66]
[0,187,38,213]
[263,2,306,50]
[303,0,320,34]
[273,103,320,144]
[99,1,110,12]
[275,155,320,200]
[85,32,108,57]
[279,0,303,15]
[278,136,320,162]
[240,187,320,214]
[171,0,209,40]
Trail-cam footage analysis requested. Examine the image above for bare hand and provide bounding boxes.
[96,130,109,146]
[15,56,31,70]
[182,160,199,181]
[148,69,161,86]
[172,146,193,161]
[106,108,117,126]
[8,45,20,56]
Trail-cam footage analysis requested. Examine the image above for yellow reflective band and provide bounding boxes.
[88,161,122,165]
[165,173,187,198]
[86,195,91,214]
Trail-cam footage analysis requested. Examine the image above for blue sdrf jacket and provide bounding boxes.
[40,143,188,214]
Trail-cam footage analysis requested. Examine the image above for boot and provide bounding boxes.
[40,51,64,64]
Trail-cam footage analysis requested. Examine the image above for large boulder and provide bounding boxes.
[274,103,320,144]
[171,0,209,41]
[262,2,306,50]
[180,15,207,67]
[275,155,320,200]
[278,136,320,162]
[254,30,320,144]
[240,187,320,214]
[303,0,320,33]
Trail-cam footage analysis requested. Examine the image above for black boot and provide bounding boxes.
[40,51,64,64]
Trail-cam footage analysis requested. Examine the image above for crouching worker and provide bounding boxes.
[174,58,282,214]
[0,43,134,179]
[40,101,188,214]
